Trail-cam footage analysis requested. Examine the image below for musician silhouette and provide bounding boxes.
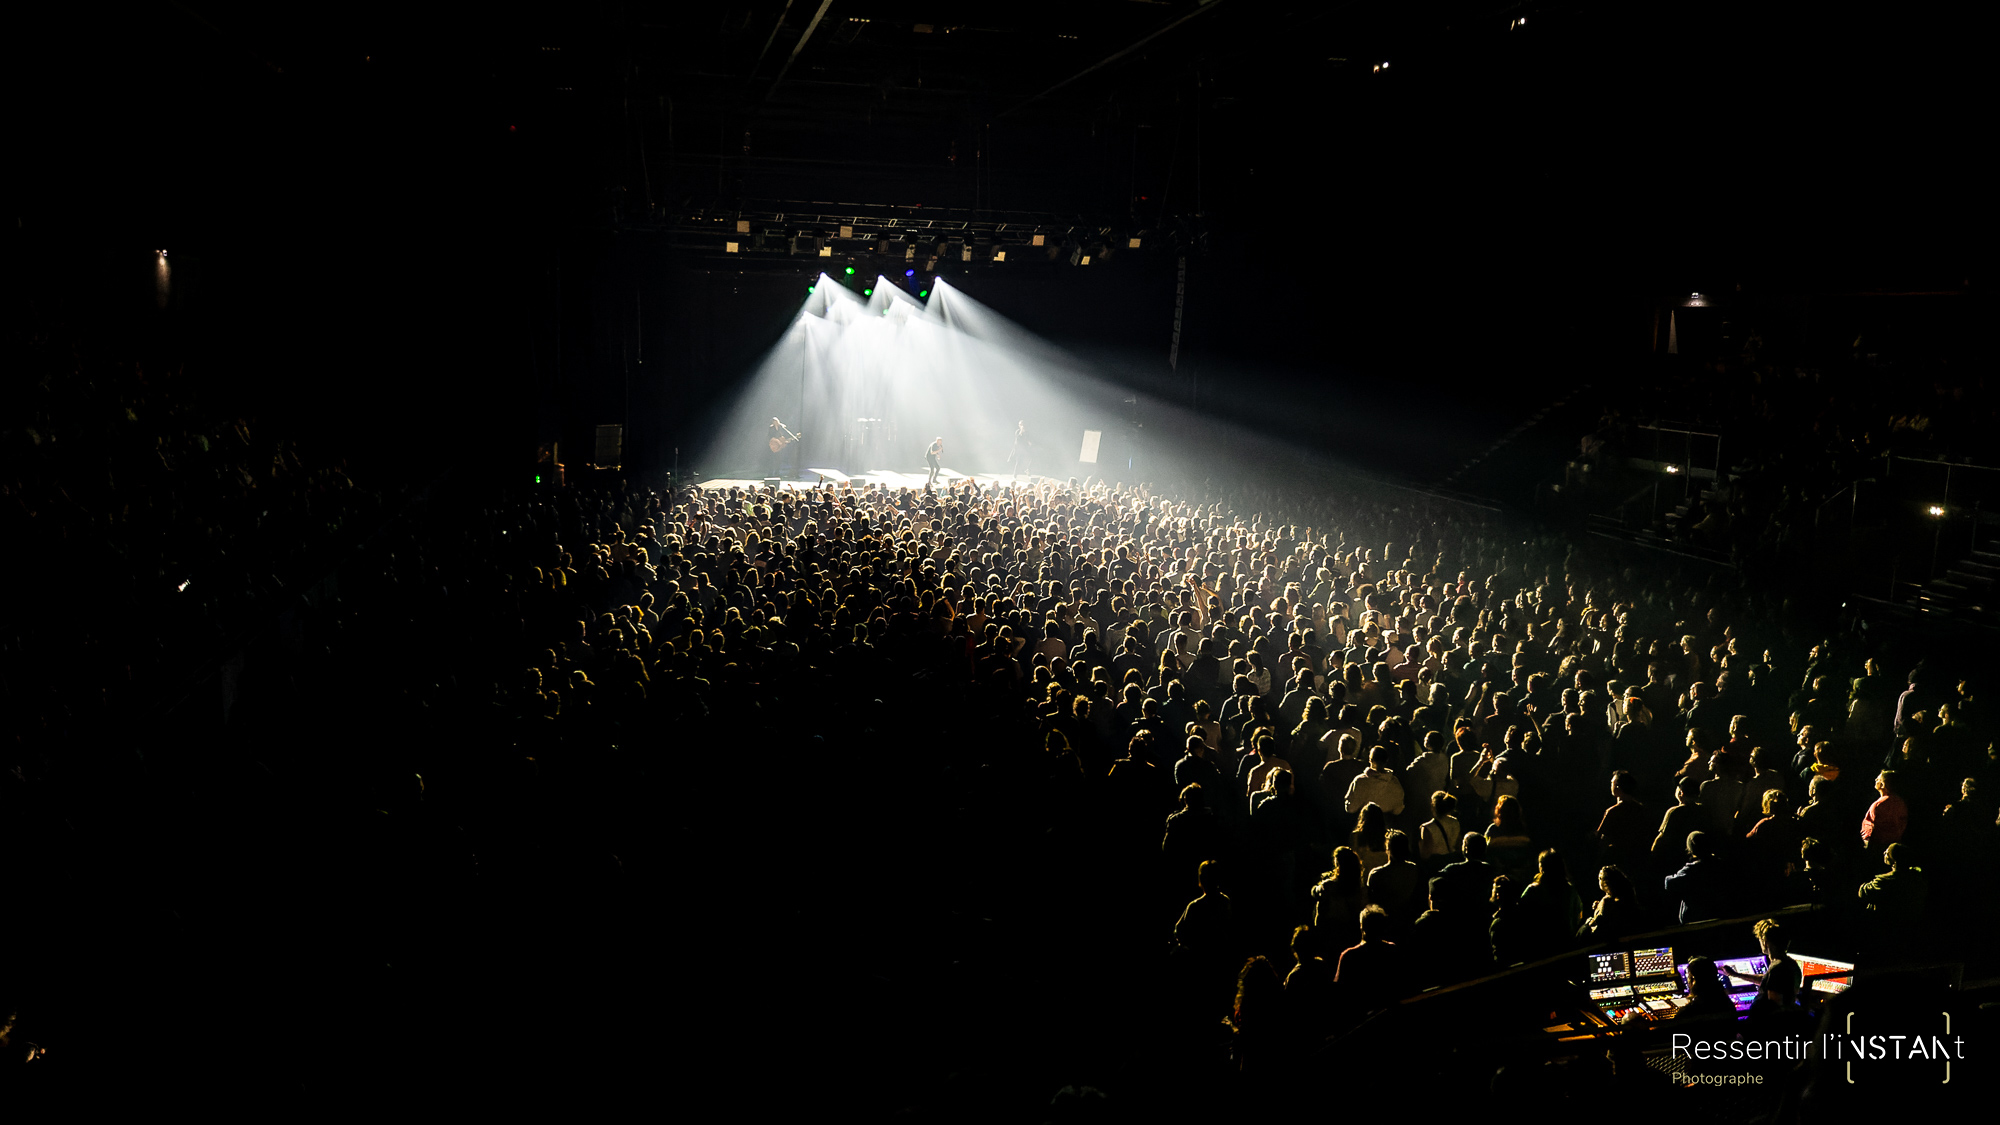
[1008,420,1033,479]
[769,417,802,478]
[926,436,944,489]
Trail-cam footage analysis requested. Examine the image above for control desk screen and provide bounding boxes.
[1587,952,1632,983]
[1632,946,1675,978]
[1791,954,1854,995]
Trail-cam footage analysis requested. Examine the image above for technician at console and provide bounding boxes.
[1679,956,1735,1020]
[1728,919,1803,1022]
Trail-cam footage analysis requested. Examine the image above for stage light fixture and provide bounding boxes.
[1664,465,1681,474]
[1928,504,1946,517]
[864,288,873,295]
[994,250,1006,262]
[818,245,832,258]
[905,269,916,277]
[725,241,739,253]
[839,225,853,238]
[807,285,815,292]
[1031,234,1045,246]
[844,266,855,275]
[736,220,750,233]
[960,246,972,261]
[1080,255,1091,266]
[1127,237,1141,249]
[919,290,929,297]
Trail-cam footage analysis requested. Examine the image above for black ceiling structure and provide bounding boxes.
[463,0,1976,290]
[18,0,1978,289]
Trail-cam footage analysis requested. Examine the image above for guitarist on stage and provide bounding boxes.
[768,417,802,479]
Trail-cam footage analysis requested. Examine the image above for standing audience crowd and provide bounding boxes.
[2,327,390,765]
[6,354,1995,1099]
[402,470,1997,1073]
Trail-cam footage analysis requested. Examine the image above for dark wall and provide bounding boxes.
[12,5,534,478]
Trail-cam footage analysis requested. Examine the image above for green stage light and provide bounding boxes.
[844,267,855,275]
[807,285,815,292]
[863,288,873,296]
[919,290,928,297]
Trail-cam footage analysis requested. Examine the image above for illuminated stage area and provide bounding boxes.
[696,473,1063,492]
[696,274,1133,486]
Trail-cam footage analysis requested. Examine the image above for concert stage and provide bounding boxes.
[694,470,1065,492]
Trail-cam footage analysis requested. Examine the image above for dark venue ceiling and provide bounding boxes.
[22,0,1978,275]
[11,1,1980,469]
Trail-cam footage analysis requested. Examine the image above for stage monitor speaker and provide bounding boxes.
[1079,430,1102,464]
[595,424,623,468]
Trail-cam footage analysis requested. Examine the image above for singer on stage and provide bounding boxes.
[1007,420,1032,478]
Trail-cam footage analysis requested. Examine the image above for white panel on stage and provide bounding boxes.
[1079,429,1102,464]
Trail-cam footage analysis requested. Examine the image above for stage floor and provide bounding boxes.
[694,469,1063,492]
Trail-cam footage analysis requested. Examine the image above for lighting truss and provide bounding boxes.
[616,198,1187,268]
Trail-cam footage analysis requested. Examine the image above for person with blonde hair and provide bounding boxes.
[1729,919,1803,1022]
